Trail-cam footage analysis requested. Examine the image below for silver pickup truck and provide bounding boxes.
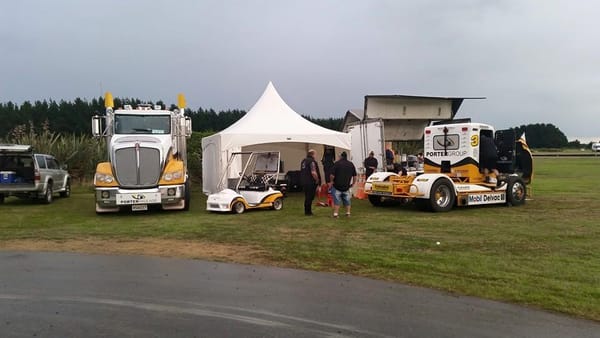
[0,144,71,204]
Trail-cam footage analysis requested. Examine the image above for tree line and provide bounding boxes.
[512,123,570,149]
[0,98,344,182]
[0,97,589,149]
[1,97,592,183]
[0,97,344,137]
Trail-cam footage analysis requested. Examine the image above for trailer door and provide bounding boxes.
[347,119,385,175]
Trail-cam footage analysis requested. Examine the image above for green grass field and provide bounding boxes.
[1,157,599,321]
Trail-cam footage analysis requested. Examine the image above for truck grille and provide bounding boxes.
[114,147,161,187]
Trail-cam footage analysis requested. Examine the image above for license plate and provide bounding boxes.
[116,192,161,205]
[371,191,392,195]
[131,204,148,211]
[372,184,392,192]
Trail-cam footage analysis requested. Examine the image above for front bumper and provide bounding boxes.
[206,189,240,212]
[95,184,185,209]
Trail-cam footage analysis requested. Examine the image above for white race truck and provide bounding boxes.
[92,93,192,213]
[365,120,533,212]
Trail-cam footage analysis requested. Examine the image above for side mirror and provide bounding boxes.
[92,116,103,137]
[61,164,69,170]
[184,116,192,137]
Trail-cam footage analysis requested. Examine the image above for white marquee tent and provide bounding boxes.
[201,82,351,194]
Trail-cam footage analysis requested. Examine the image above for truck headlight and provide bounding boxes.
[163,170,183,181]
[95,173,114,183]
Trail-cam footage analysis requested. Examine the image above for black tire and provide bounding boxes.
[368,194,384,207]
[506,177,526,206]
[60,180,71,198]
[0,194,4,204]
[271,197,283,210]
[43,183,53,204]
[232,200,245,214]
[429,179,455,212]
[182,180,191,211]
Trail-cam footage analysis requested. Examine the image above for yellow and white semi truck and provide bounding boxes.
[92,93,192,213]
[365,120,533,212]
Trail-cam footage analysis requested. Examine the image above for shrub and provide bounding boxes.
[2,121,105,182]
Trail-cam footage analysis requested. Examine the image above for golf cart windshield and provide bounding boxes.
[227,152,280,191]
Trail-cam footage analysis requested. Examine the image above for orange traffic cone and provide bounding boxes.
[354,174,367,200]
[315,184,330,207]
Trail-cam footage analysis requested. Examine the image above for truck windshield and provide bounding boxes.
[114,114,171,134]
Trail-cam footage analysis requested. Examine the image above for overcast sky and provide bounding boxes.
[1,1,598,140]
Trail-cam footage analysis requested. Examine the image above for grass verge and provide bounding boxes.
[1,157,599,321]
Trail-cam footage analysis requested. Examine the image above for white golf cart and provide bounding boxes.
[206,151,284,214]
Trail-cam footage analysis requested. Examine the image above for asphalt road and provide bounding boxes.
[0,251,598,337]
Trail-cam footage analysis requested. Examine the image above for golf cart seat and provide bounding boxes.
[242,173,278,191]
[261,173,277,186]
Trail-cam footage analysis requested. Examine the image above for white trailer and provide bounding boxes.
[346,118,385,177]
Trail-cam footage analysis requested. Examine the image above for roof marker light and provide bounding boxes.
[104,92,114,108]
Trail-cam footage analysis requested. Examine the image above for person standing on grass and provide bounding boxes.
[329,151,357,218]
[300,149,321,216]
[363,150,378,178]
[322,148,335,184]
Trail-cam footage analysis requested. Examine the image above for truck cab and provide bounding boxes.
[92,93,192,213]
[422,121,531,183]
[365,120,533,212]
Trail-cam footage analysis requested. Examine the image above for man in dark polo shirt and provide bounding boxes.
[329,151,357,218]
[300,149,321,215]
[363,150,378,178]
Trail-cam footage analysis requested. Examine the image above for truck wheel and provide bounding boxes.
[429,179,455,212]
[60,180,71,198]
[0,194,4,204]
[232,200,245,214]
[43,184,53,204]
[271,197,283,210]
[182,180,191,211]
[368,195,384,206]
[506,177,526,206]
